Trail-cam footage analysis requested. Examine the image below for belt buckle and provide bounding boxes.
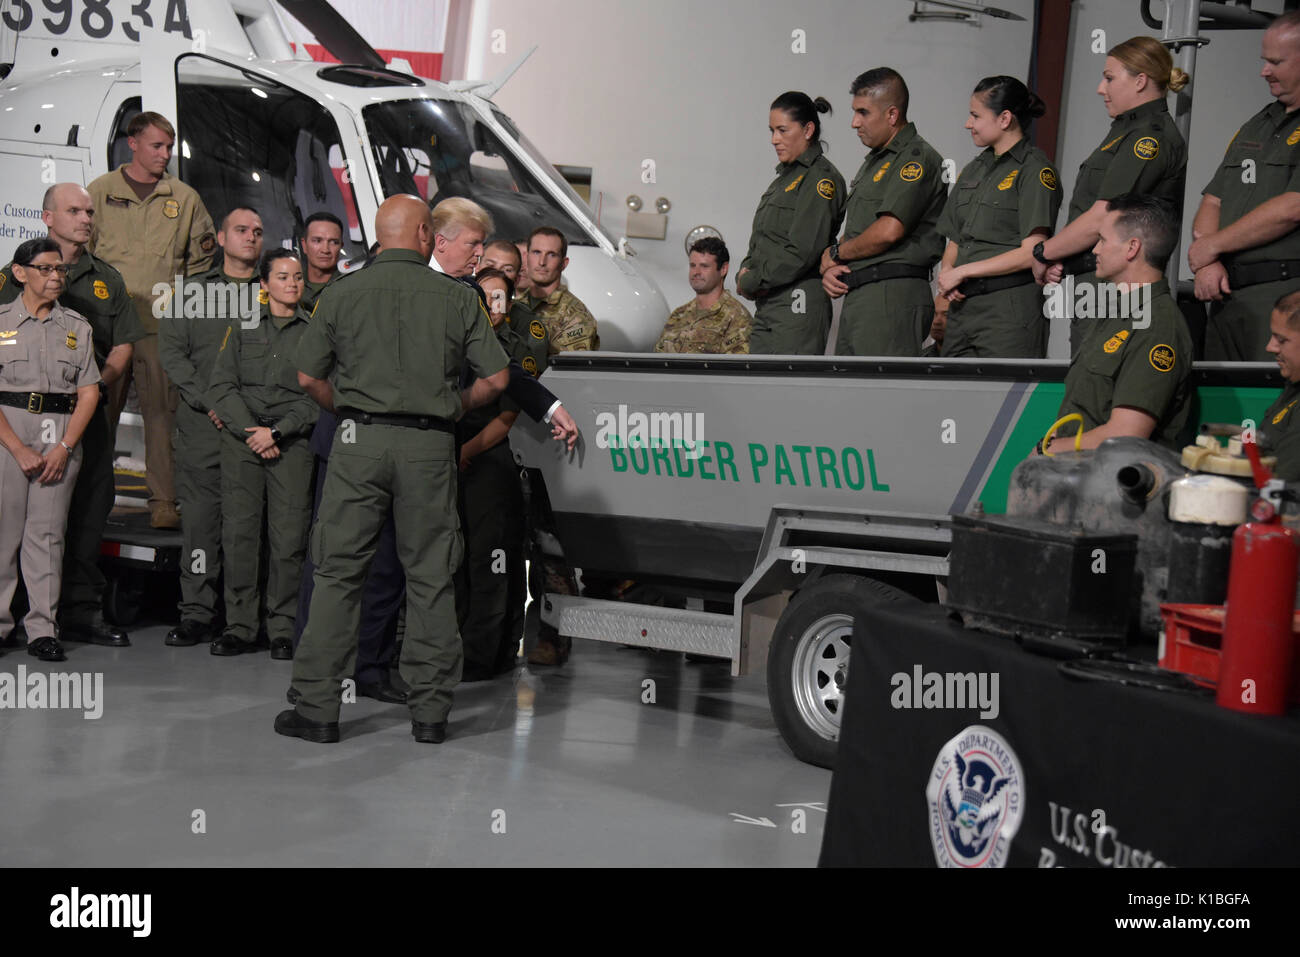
[26,393,42,414]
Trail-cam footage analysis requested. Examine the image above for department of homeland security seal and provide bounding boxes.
[926,725,1023,868]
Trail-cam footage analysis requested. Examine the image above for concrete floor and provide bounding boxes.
[0,626,829,866]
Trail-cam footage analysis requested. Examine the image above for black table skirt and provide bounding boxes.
[820,604,1300,867]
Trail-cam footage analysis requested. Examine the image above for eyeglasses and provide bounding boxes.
[21,264,69,277]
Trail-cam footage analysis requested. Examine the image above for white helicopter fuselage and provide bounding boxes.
[0,0,667,350]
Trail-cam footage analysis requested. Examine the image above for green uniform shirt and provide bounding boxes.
[1058,278,1193,448]
[504,302,550,382]
[843,122,947,271]
[158,269,258,413]
[737,142,847,297]
[301,273,341,312]
[1068,99,1187,221]
[296,248,509,420]
[938,138,1062,268]
[0,250,144,368]
[1205,101,1300,265]
[207,303,318,441]
[654,290,752,353]
[1259,380,1300,482]
[460,315,549,438]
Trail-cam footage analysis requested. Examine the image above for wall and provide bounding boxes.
[462,0,1037,309]
[459,0,1276,353]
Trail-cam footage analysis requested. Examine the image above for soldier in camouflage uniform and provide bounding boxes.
[523,226,598,354]
[655,238,751,354]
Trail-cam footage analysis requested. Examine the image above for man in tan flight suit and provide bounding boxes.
[87,111,215,528]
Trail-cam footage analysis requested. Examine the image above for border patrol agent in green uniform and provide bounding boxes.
[821,69,946,357]
[1033,39,1189,356]
[279,195,510,744]
[457,269,548,679]
[0,238,101,663]
[937,77,1061,359]
[207,251,318,659]
[737,92,846,356]
[0,184,143,646]
[1190,16,1300,362]
[158,208,264,646]
[1041,196,1192,454]
[1259,290,1300,481]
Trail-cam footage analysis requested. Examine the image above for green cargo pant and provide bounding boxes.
[219,430,313,643]
[58,404,114,626]
[749,277,832,355]
[1205,278,1300,362]
[174,404,223,624]
[292,421,462,725]
[835,276,933,357]
[940,281,1048,359]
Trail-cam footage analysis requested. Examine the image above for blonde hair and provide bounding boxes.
[1109,36,1189,94]
[430,197,494,241]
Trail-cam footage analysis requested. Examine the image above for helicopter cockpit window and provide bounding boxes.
[175,55,367,266]
[363,99,591,245]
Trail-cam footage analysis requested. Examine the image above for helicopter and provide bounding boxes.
[0,0,668,350]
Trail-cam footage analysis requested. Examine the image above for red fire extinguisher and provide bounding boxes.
[1218,440,1298,715]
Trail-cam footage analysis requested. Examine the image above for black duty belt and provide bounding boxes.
[336,407,454,434]
[0,390,77,414]
[1062,252,1096,276]
[254,414,278,428]
[842,263,931,290]
[959,271,1035,298]
[1223,258,1300,290]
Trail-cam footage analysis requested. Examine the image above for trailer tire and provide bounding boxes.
[767,574,917,769]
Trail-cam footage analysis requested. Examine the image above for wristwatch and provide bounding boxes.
[1032,241,1053,266]
[830,242,845,265]
[270,427,283,444]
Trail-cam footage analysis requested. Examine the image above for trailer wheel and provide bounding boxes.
[104,574,141,627]
[767,574,916,768]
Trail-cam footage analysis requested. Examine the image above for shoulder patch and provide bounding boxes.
[1038,167,1058,190]
[1103,329,1130,354]
[816,178,836,199]
[1133,136,1159,161]
[199,233,216,255]
[0,273,5,292]
[1148,343,1175,372]
[1274,400,1298,425]
[162,198,180,219]
[899,161,923,182]
[1100,134,1124,152]
[529,319,547,340]
[1289,127,1300,147]
[521,355,538,375]
[997,170,1019,191]
[873,161,892,183]
[257,288,269,305]
[92,279,110,300]
[784,174,805,193]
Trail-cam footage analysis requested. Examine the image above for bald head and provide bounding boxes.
[41,182,95,249]
[1264,12,1300,109]
[374,194,434,257]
